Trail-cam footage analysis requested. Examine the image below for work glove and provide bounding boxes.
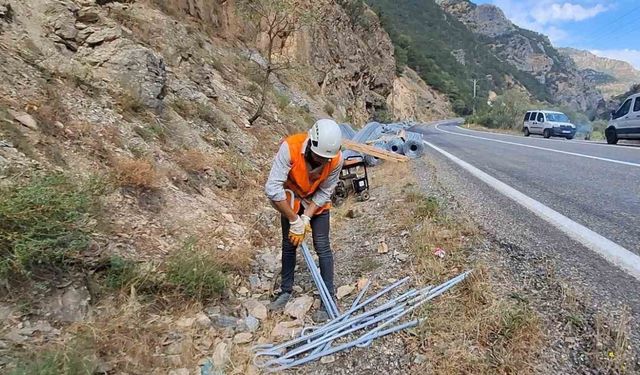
[301,214,312,235]
[288,215,306,246]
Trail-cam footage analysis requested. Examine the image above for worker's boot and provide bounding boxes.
[268,291,291,311]
[312,295,337,323]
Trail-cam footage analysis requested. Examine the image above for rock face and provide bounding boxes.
[299,5,396,124]
[162,0,238,36]
[92,41,167,110]
[436,0,513,38]
[560,47,640,99]
[387,68,452,122]
[155,0,400,124]
[437,0,604,113]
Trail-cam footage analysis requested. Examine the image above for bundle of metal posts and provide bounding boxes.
[300,243,339,319]
[343,122,426,166]
[252,271,471,372]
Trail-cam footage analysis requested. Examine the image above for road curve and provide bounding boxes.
[411,122,640,341]
[420,124,640,255]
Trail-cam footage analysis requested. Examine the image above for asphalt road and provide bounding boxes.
[412,122,640,340]
[422,123,640,254]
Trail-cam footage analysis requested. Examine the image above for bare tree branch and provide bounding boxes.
[237,0,319,125]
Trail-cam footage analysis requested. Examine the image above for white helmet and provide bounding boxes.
[308,119,342,158]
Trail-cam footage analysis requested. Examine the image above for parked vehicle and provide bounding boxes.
[522,110,576,139]
[606,93,640,144]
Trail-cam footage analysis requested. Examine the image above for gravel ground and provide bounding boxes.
[278,148,640,374]
[414,148,640,374]
[284,166,420,374]
[268,146,640,374]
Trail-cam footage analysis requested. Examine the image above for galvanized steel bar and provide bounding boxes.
[253,271,471,372]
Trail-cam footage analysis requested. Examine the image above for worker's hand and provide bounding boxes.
[288,216,306,246]
[301,214,312,235]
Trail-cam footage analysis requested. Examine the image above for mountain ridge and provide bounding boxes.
[367,0,605,116]
[559,47,640,99]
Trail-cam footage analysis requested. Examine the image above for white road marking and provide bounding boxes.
[423,140,640,282]
[456,125,640,149]
[435,125,640,168]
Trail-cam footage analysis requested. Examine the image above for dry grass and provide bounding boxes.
[176,149,212,174]
[464,123,522,136]
[412,269,543,374]
[381,168,546,374]
[72,299,205,373]
[171,99,229,132]
[188,233,253,274]
[115,89,148,119]
[33,92,70,138]
[591,311,632,373]
[112,157,160,190]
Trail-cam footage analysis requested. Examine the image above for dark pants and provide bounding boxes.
[280,211,334,296]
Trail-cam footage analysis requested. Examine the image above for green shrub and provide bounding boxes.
[9,343,96,375]
[166,240,226,300]
[0,173,99,278]
[104,255,139,290]
[171,99,229,131]
[405,190,441,219]
[372,108,394,123]
[468,89,534,129]
[274,91,291,110]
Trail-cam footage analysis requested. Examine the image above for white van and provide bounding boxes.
[523,110,576,139]
[606,93,640,144]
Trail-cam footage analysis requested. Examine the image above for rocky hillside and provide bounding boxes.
[560,47,640,99]
[435,0,604,115]
[0,0,450,373]
[366,0,605,116]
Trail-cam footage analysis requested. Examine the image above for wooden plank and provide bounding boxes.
[364,135,395,144]
[342,139,410,162]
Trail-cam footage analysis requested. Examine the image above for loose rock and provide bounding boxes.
[378,241,389,254]
[50,286,91,322]
[249,274,261,290]
[212,341,230,369]
[77,8,100,23]
[357,278,369,291]
[176,317,195,328]
[258,252,278,272]
[8,110,38,130]
[85,27,120,46]
[337,284,355,300]
[414,354,427,364]
[207,313,240,329]
[244,315,260,332]
[284,295,314,320]
[195,312,212,328]
[233,332,253,344]
[243,299,267,320]
[320,355,336,364]
[271,320,303,340]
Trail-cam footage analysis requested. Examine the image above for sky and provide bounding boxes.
[474,0,640,69]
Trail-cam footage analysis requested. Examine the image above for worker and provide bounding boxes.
[264,119,343,322]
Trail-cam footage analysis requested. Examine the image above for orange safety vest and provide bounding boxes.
[282,133,342,214]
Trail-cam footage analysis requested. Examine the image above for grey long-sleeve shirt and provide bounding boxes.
[265,139,343,207]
